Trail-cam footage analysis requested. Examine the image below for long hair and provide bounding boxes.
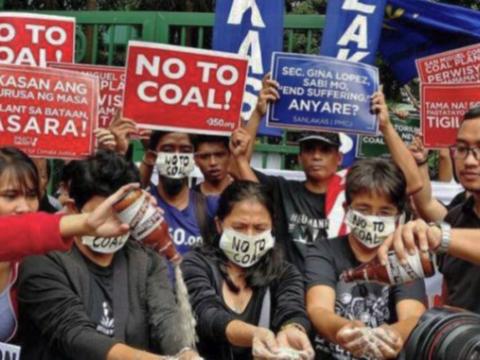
[0,147,40,200]
[199,180,284,292]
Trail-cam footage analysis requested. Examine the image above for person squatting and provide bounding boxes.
[1,73,480,360]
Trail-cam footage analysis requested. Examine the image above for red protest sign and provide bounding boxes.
[0,13,75,67]
[49,63,125,128]
[123,41,248,135]
[416,43,480,84]
[421,84,480,148]
[0,64,99,159]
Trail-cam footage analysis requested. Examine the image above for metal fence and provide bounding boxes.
[34,11,325,167]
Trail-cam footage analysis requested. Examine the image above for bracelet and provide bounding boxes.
[280,322,306,334]
[416,157,429,166]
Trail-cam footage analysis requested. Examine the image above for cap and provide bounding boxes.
[298,131,341,147]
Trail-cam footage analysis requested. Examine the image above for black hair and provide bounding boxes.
[346,158,407,212]
[200,180,284,292]
[192,135,229,152]
[148,130,193,150]
[68,150,140,210]
[464,106,480,121]
[0,147,40,199]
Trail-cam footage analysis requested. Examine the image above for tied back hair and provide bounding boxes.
[199,180,284,293]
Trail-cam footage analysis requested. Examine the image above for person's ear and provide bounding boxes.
[342,201,348,212]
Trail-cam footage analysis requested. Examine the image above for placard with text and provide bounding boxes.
[49,63,125,128]
[422,84,480,148]
[416,43,480,84]
[0,13,75,67]
[123,41,248,135]
[357,115,420,158]
[267,53,379,135]
[0,64,98,159]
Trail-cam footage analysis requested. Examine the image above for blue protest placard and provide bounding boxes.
[213,0,284,137]
[267,53,379,135]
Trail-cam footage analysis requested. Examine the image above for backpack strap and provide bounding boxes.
[257,288,271,329]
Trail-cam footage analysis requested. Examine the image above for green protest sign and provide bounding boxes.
[356,115,420,158]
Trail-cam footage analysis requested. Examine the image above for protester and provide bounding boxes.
[141,131,218,253]
[193,135,233,196]
[233,77,423,273]
[17,150,200,359]
[306,158,426,360]
[182,180,314,360]
[32,157,62,213]
[379,106,480,314]
[0,147,137,344]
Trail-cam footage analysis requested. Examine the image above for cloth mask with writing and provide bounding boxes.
[219,228,275,268]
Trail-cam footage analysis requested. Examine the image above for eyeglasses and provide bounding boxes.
[450,144,480,161]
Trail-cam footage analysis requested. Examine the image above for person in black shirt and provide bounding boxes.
[234,77,423,273]
[380,106,480,315]
[182,181,313,360]
[18,150,200,360]
[193,135,233,196]
[306,158,426,360]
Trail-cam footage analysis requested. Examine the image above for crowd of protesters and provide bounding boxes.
[1,72,480,360]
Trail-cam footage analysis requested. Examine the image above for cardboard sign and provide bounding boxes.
[49,63,125,128]
[357,115,420,158]
[0,64,99,159]
[422,84,480,148]
[0,13,75,67]
[267,53,379,135]
[416,43,480,84]
[123,41,248,135]
[0,342,20,360]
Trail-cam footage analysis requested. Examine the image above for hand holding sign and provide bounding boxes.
[108,110,138,155]
[255,73,280,117]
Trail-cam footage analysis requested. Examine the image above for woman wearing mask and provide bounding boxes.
[182,180,314,360]
[18,150,200,360]
[305,158,427,360]
[0,147,135,343]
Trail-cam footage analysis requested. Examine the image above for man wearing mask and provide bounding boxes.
[233,82,423,273]
[140,131,218,255]
[306,158,426,360]
[18,150,200,360]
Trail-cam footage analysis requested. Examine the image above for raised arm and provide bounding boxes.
[409,134,448,222]
[243,74,280,161]
[374,92,423,195]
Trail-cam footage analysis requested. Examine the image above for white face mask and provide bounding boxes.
[219,228,275,268]
[156,152,195,179]
[81,233,130,254]
[345,209,404,249]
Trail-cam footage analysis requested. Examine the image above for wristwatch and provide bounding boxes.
[430,221,451,254]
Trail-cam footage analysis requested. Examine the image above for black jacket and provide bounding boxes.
[17,241,188,360]
[181,250,311,360]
